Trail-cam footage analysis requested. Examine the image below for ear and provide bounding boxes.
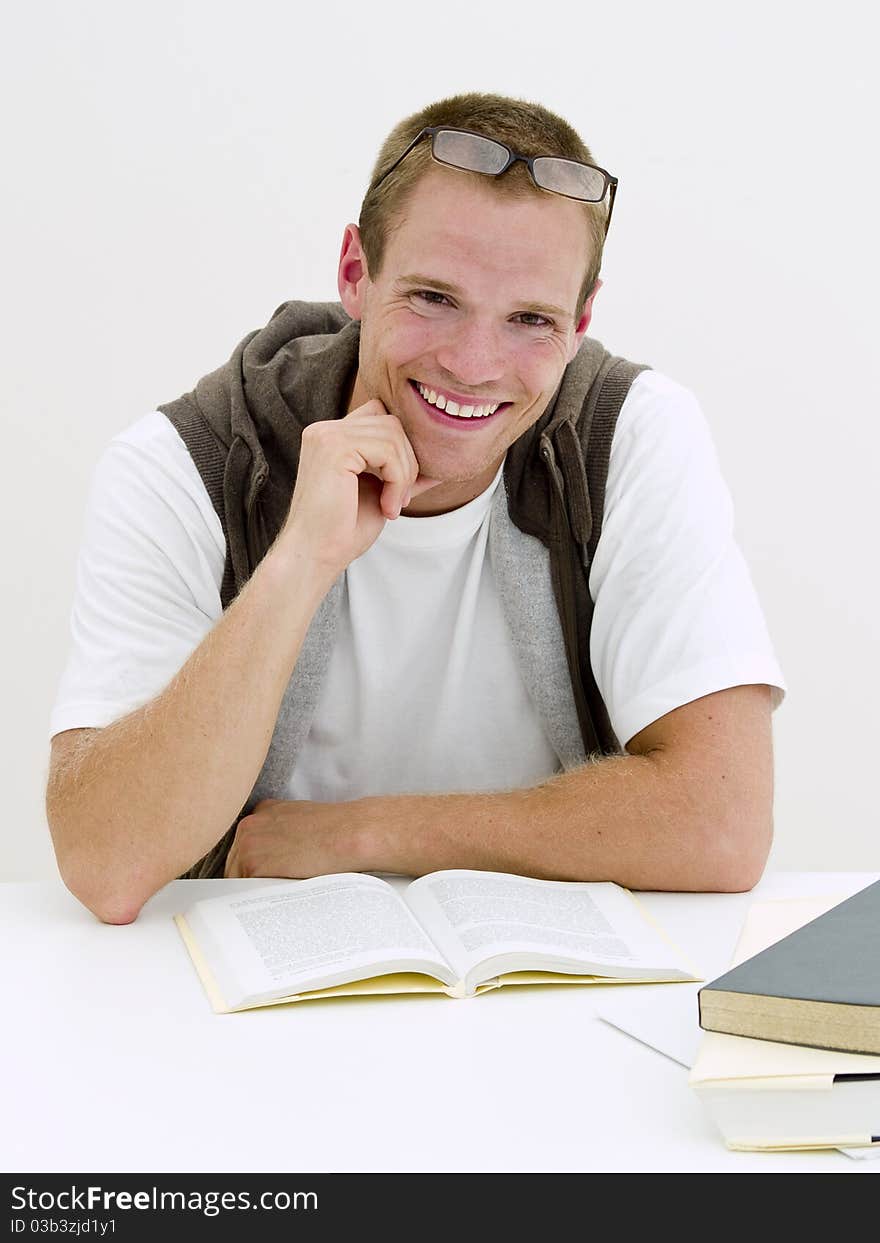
[568,278,603,360]
[337,224,371,321]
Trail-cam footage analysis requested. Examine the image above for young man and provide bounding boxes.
[47,93,786,923]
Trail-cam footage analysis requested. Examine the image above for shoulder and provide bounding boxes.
[100,411,221,512]
[102,409,209,475]
[613,367,715,458]
[88,411,225,561]
[606,368,728,515]
[591,367,735,587]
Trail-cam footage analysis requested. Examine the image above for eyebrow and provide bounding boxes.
[397,273,573,322]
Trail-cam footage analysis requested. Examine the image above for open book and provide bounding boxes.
[175,869,700,1013]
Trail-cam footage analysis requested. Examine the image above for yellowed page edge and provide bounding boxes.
[728,1136,880,1152]
[221,974,454,1012]
[299,973,451,1000]
[495,971,700,988]
[175,913,231,1014]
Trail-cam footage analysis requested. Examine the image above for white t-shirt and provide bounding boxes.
[50,369,786,797]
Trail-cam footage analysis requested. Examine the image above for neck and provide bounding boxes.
[402,463,502,516]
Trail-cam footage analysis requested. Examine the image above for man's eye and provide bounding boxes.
[413,290,450,306]
[411,293,553,329]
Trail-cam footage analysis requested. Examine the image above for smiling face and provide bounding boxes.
[338,166,601,514]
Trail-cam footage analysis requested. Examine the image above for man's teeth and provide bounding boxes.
[415,382,500,419]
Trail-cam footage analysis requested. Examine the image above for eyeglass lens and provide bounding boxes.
[433,129,509,174]
[432,130,607,202]
[533,156,606,201]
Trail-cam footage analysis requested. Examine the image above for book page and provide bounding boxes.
[403,870,695,991]
[182,873,456,1009]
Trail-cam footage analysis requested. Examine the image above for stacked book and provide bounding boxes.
[690,880,880,1152]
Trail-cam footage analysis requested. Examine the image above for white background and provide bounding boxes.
[3,0,877,880]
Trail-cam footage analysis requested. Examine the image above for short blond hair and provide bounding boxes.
[359,92,610,321]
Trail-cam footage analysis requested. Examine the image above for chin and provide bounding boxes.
[421,454,498,488]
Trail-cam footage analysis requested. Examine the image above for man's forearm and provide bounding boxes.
[358,747,772,893]
[47,541,334,923]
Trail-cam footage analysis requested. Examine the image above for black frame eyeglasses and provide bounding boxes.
[368,125,618,240]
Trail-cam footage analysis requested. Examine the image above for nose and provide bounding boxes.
[434,316,507,392]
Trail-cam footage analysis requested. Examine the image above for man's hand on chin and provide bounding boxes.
[223,797,371,879]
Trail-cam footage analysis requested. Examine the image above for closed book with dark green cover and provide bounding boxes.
[698,879,880,1055]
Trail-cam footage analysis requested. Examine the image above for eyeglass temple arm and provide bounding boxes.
[369,128,432,194]
[604,179,618,239]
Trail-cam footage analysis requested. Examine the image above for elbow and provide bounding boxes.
[698,808,774,894]
[87,901,142,926]
[57,855,146,925]
[707,858,768,895]
[79,889,144,926]
[48,811,148,925]
[46,739,153,924]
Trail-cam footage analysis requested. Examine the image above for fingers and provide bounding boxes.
[343,408,424,518]
[304,400,442,517]
[387,472,443,518]
[283,399,446,575]
[359,412,443,513]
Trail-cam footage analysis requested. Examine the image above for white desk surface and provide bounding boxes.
[2,870,878,1174]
